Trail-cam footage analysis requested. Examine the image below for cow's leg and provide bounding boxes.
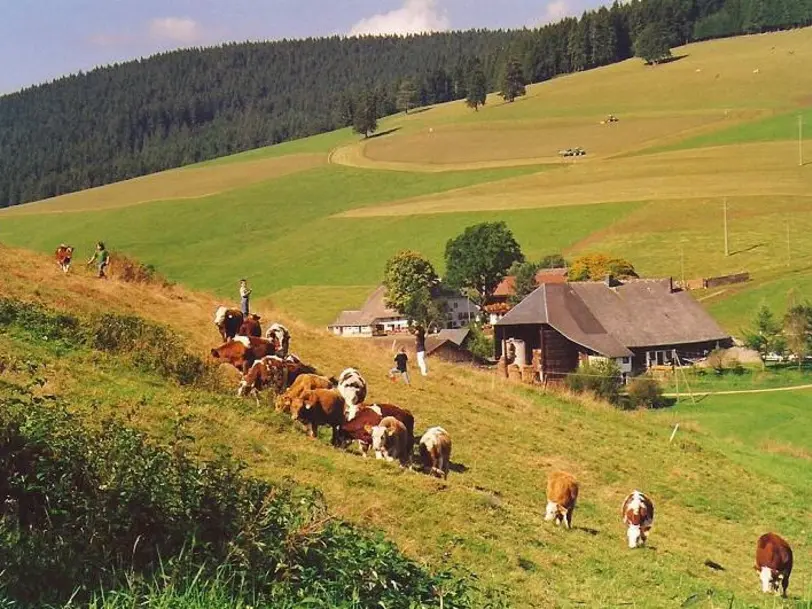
[309,422,318,438]
[565,507,574,529]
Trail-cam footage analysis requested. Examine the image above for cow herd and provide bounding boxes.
[210,306,795,599]
[210,307,452,478]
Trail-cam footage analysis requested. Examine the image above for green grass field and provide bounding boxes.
[1,250,810,608]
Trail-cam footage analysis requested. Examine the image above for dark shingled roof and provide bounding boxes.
[496,279,729,358]
[425,328,471,355]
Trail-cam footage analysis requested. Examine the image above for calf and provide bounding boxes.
[213,307,244,341]
[370,417,409,466]
[238,314,262,337]
[276,373,335,413]
[621,490,654,549]
[336,368,368,420]
[265,323,291,357]
[418,427,452,479]
[238,355,317,398]
[755,533,793,597]
[55,244,74,274]
[544,471,579,529]
[211,336,277,375]
[337,408,382,455]
[292,389,346,444]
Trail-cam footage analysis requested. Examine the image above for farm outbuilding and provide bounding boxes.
[424,328,474,363]
[494,278,732,383]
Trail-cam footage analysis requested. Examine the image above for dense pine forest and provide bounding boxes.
[1,0,810,208]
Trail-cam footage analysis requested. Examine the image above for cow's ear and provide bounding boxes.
[364,425,372,433]
[385,426,395,437]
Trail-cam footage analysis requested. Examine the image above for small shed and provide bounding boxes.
[425,329,474,363]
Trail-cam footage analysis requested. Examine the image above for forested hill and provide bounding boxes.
[2,0,810,208]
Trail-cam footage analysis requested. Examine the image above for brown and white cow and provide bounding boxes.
[338,403,414,455]
[55,244,74,274]
[336,368,367,420]
[238,314,262,338]
[755,533,793,597]
[211,335,277,374]
[213,307,244,341]
[545,471,579,529]
[621,490,654,548]
[276,373,335,412]
[238,355,317,397]
[369,417,410,466]
[265,323,291,358]
[418,427,452,479]
[291,388,346,444]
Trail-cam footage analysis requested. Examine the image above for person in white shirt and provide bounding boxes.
[239,279,252,316]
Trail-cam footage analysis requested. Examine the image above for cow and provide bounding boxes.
[621,490,654,549]
[211,335,277,375]
[544,471,579,529]
[337,403,414,456]
[214,307,244,341]
[238,355,317,398]
[336,368,368,420]
[755,533,793,597]
[265,323,291,358]
[370,417,410,466]
[55,244,74,274]
[418,427,452,479]
[238,314,262,338]
[291,388,346,444]
[276,373,335,412]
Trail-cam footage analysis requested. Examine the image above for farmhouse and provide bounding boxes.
[484,268,568,325]
[494,278,731,382]
[329,285,478,337]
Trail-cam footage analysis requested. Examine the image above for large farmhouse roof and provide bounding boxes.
[496,279,729,358]
[329,285,403,328]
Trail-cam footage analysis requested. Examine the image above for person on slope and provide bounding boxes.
[414,323,428,377]
[239,278,252,316]
[388,346,411,385]
[86,242,110,279]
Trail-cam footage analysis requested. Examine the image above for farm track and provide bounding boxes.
[663,383,812,397]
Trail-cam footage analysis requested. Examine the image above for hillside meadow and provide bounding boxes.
[2,29,812,331]
[1,246,810,608]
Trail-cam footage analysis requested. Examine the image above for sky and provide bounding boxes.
[0,0,609,94]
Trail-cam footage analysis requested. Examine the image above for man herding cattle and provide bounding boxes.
[86,242,110,278]
[755,533,793,597]
[239,278,252,316]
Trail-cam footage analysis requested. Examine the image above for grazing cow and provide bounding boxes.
[238,314,262,338]
[265,323,291,358]
[292,388,346,444]
[755,533,793,597]
[418,427,452,479]
[214,307,244,341]
[238,355,317,397]
[211,335,277,374]
[370,417,409,465]
[621,490,654,548]
[544,471,579,529]
[55,244,74,274]
[338,403,414,455]
[336,368,368,420]
[276,373,334,412]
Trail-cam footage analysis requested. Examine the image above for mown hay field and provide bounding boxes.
[1,246,810,608]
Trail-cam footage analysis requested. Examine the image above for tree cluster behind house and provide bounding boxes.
[2,0,811,207]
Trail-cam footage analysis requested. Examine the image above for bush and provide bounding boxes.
[565,359,621,405]
[627,376,665,409]
[110,253,171,287]
[466,323,494,362]
[0,298,85,345]
[0,387,487,608]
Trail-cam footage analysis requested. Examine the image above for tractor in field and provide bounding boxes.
[558,147,587,157]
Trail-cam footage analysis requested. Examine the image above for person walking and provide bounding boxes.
[86,242,110,279]
[389,346,410,385]
[239,278,252,316]
[415,324,428,377]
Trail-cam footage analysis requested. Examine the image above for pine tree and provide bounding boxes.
[395,78,419,114]
[633,23,673,64]
[465,60,487,111]
[499,59,527,103]
[352,91,378,138]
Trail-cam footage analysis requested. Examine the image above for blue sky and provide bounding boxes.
[0,0,608,94]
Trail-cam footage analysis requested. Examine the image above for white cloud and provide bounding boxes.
[350,0,450,36]
[538,0,573,25]
[149,17,204,44]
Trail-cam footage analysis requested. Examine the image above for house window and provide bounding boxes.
[453,302,459,309]
[620,356,630,364]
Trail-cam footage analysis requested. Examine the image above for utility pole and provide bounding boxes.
[786,218,791,267]
[799,114,804,167]
[680,240,686,288]
[723,198,729,257]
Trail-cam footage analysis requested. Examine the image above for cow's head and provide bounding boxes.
[756,566,783,594]
[211,348,221,359]
[626,523,643,548]
[544,501,566,523]
[369,423,394,453]
[292,390,316,422]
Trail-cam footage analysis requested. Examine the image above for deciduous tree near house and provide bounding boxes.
[743,305,786,363]
[382,250,440,327]
[783,303,812,368]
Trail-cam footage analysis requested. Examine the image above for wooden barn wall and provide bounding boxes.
[540,325,580,379]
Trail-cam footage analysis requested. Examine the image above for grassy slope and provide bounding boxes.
[1,247,810,608]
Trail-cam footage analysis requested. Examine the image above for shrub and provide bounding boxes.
[627,376,665,409]
[467,323,494,362]
[565,359,621,405]
[110,253,171,287]
[0,298,84,345]
[0,387,486,608]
